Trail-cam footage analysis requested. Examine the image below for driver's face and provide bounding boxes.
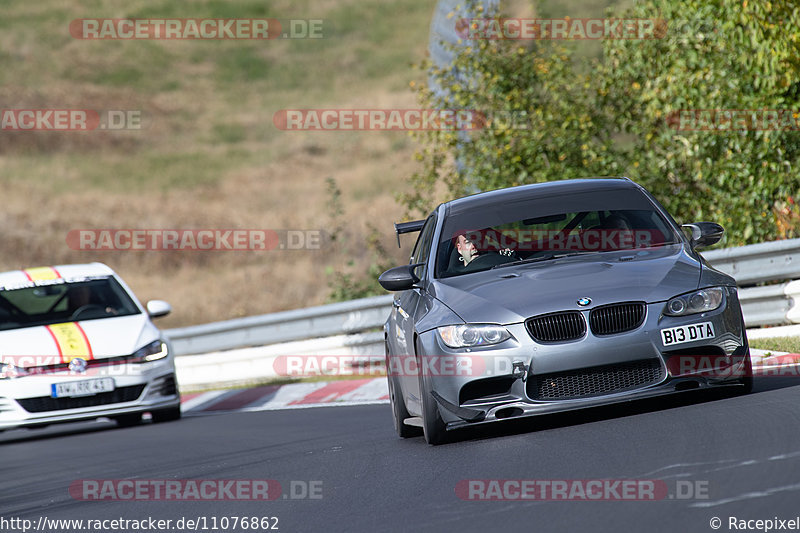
[457,234,479,263]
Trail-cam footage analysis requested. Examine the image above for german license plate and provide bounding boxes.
[51,378,115,398]
[660,322,715,347]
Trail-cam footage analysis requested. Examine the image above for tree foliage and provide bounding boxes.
[409,0,800,245]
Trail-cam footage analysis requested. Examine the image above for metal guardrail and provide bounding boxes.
[174,331,386,391]
[703,239,800,285]
[165,294,393,355]
[736,284,794,327]
[165,239,800,357]
[703,239,800,327]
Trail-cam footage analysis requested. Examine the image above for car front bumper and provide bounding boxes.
[0,358,180,430]
[413,289,748,430]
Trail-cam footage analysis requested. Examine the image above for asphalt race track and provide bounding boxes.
[3,377,800,533]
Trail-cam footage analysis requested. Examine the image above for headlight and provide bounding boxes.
[664,287,724,316]
[129,340,169,363]
[0,362,28,380]
[437,324,513,348]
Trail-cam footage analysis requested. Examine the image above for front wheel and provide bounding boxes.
[416,351,448,445]
[386,344,420,438]
[113,413,142,427]
[151,406,182,423]
[737,353,753,394]
[388,373,420,438]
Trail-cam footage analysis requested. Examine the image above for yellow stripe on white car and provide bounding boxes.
[23,266,61,281]
[46,322,94,363]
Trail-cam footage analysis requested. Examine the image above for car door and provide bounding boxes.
[394,213,437,410]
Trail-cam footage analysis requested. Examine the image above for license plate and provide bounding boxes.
[51,378,115,398]
[660,322,715,346]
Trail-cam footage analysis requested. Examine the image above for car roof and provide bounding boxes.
[443,177,639,215]
[0,262,117,289]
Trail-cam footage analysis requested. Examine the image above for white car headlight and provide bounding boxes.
[664,287,724,316]
[0,362,28,380]
[129,340,169,363]
[437,324,513,348]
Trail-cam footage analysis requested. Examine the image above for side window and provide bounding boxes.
[410,214,436,279]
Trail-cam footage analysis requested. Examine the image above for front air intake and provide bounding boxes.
[527,358,664,400]
[589,302,646,336]
[526,311,586,343]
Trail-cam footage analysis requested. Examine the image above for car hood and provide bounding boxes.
[0,314,159,360]
[430,245,702,325]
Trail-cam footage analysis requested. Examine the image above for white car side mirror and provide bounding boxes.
[146,300,172,318]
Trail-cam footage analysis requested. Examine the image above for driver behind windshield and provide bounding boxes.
[67,285,92,314]
[66,283,120,318]
[456,233,481,266]
[449,231,515,274]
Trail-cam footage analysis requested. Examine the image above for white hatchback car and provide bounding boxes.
[0,263,181,431]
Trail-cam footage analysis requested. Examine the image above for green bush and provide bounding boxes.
[409,0,800,246]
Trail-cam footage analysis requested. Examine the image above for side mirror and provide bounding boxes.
[681,222,724,249]
[146,300,172,318]
[378,264,422,291]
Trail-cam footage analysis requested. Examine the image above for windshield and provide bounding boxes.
[0,277,141,331]
[436,187,680,278]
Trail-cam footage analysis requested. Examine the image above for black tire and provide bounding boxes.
[151,406,182,423]
[419,374,448,445]
[113,413,142,427]
[415,345,448,445]
[386,344,420,438]
[737,353,753,394]
[388,373,420,438]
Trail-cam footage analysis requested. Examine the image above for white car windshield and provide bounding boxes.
[0,277,140,331]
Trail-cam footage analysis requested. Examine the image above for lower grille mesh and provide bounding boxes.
[528,359,664,400]
[156,374,178,396]
[17,385,146,413]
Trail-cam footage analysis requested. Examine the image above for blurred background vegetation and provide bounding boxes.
[0,0,434,324]
[410,0,800,248]
[3,0,797,323]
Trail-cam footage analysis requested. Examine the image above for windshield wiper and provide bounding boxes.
[491,251,598,270]
[491,254,556,270]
